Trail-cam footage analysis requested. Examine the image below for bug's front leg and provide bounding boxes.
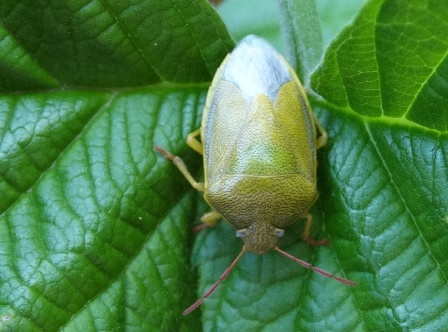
[186,128,203,155]
[155,128,221,231]
[154,146,204,191]
[313,115,328,150]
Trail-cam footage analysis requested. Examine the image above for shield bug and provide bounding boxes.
[155,35,356,315]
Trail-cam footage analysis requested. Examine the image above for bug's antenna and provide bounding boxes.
[183,247,247,315]
[274,246,357,286]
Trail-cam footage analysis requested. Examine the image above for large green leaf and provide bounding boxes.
[0,0,447,332]
[309,1,448,330]
[0,0,232,331]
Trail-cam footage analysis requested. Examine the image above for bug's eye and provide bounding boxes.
[274,228,285,237]
[236,229,246,238]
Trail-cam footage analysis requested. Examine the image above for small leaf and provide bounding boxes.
[278,0,323,82]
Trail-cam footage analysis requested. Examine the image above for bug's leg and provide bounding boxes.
[309,117,328,244]
[194,210,222,233]
[186,128,203,155]
[301,213,328,246]
[313,115,328,150]
[154,146,204,191]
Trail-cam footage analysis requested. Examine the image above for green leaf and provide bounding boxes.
[0,0,233,88]
[316,0,367,48]
[277,0,323,82]
[1,0,447,331]
[215,0,283,50]
[0,0,233,331]
[0,87,208,331]
[310,0,448,331]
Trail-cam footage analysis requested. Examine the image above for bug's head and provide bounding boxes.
[236,222,285,254]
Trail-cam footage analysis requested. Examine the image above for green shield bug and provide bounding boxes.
[155,35,357,315]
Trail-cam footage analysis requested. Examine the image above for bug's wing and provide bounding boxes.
[203,35,317,181]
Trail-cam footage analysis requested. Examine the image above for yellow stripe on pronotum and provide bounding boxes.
[155,35,357,315]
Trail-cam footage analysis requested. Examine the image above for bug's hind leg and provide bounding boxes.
[301,213,328,246]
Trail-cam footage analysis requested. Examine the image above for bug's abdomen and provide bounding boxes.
[205,174,317,230]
